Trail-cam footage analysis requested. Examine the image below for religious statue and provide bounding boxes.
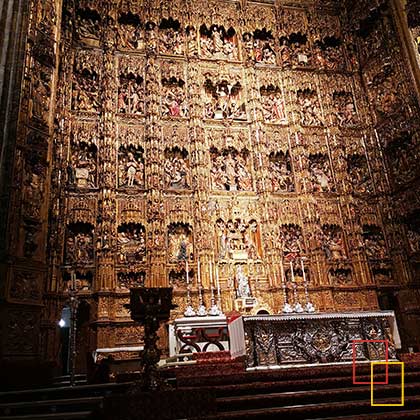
[407,228,420,254]
[297,88,323,126]
[321,225,347,260]
[346,153,371,193]
[308,154,333,192]
[31,64,51,123]
[216,219,261,260]
[72,143,97,188]
[204,78,246,120]
[269,151,294,192]
[117,272,145,290]
[119,73,144,114]
[162,78,188,117]
[117,12,144,50]
[363,225,387,260]
[186,26,198,56]
[236,265,251,298]
[332,91,358,127]
[119,147,144,188]
[158,18,184,55]
[65,224,94,265]
[75,9,101,45]
[279,224,305,257]
[168,223,193,263]
[164,148,190,189]
[117,224,146,263]
[72,64,99,112]
[210,148,252,191]
[200,24,238,60]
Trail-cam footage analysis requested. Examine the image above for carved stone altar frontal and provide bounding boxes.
[242,311,398,368]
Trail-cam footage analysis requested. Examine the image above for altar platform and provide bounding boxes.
[168,310,400,369]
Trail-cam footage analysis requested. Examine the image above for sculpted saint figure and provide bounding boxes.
[236,265,251,298]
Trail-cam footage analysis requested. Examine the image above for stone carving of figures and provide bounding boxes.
[308,155,332,192]
[211,149,251,191]
[298,90,323,126]
[261,91,287,124]
[126,152,138,186]
[216,219,228,259]
[279,224,304,256]
[293,42,310,67]
[32,70,51,122]
[271,159,294,192]
[146,22,158,52]
[73,68,99,112]
[66,227,93,264]
[347,154,370,193]
[204,79,246,120]
[236,265,251,298]
[245,221,259,259]
[242,33,254,61]
[200,25,238,60]
[168,224,193,262]
[162,82,187,117]
[212,26,224,54]
[119,147,144,188]
[159,18,184,55]
[73,146,96,188]
[164,149,189,189]
[117,17,144,50]
[236,156,252,190]
[363,227,387,260]
[118,224,146,263]
[186,26,198,56]
[407,229,420,253]
[76,12,100,42]
[279,37,291,66]
[119,75,144,114]
[211,155,228,189]
[333,92,358,127]
[321,225,346,260]
[261,44,276,64]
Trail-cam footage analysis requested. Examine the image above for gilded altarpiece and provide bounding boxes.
[2,0,420,366]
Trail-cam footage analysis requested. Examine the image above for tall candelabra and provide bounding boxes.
[68,270,80,387]
[196,258,207,316]
[183,259,196,317]
[279,255,315,314]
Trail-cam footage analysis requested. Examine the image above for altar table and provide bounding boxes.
[229,310,400,368]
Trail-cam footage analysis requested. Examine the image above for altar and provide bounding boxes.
[229,310,400,368]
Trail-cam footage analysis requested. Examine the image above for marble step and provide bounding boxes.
[0,411,92,420]
[180,370,420,396]
[195,395,420,419]
[216,382,417,411]
[314,409,420,420]
[0,396,103,417]
[0,382,130,404]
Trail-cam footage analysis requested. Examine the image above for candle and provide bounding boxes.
[301,258,307,284]
[290,260,295,283]
[186,259,189,285]
[197,258,201,286]
[71,270,76,290]
[216,263,221,297]
[209,261,213,287]
[280,258,286,285]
